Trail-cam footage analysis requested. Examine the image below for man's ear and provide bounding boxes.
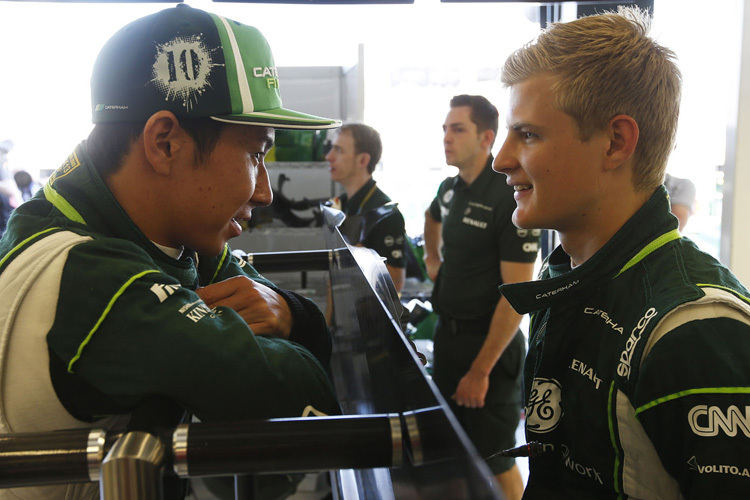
[142,111,186,176]
[604,115,639,171]
[356,151,372,172]
[480,128,496,150]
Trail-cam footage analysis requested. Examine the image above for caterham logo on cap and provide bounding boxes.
[253,66,279,89]
[253,66,278,77]
[151,34,223,111]
[95,104,129,111]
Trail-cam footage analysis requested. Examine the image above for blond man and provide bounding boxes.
[495,8,750,499]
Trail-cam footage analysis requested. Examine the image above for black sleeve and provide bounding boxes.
[274,287,332,368]
[428,195,441,222]
[363,211,407,268]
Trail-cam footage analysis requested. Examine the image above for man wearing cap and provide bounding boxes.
[0,5,340,499]
[423,94,541,500]
[326,123,407,292]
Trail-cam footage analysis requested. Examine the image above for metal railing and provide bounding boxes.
[0,414,403,499]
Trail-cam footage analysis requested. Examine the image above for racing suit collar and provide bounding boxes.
[43,142,194,268]
[500,185,678,314]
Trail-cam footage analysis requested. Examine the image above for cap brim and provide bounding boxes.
[211,107,341,130]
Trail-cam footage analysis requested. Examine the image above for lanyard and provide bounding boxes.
[355,183,378,215]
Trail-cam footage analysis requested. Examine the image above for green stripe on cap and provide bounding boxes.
[209,13,282,115]
[206,11,339,129]
[210,13,250,114]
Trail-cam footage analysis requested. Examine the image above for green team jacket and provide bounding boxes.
[500,186,750,499]
[0,143,340,432]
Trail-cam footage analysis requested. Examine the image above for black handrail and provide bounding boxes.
[0,413,400,490]
[243,249,333,273]
[175,413,400,477]
[0,428,121,487]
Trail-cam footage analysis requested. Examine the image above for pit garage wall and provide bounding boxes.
[724,0,750,285]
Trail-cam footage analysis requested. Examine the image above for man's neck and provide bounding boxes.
[559,189,652,267]
[342,175,372,199]
[456,153,490,186]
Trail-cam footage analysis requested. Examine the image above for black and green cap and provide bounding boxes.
[91,4,340,130]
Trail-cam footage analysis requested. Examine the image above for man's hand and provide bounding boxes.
[452,367,490,408]
[424,254,442,282]
[451,263,536,410]
[196,276,292,339]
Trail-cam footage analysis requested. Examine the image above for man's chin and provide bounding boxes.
[512,210,536,230]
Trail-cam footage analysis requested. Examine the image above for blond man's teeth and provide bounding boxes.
[514,185,532,192]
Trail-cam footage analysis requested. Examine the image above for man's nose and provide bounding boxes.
[493,135,516,173]
[252,165,273,207]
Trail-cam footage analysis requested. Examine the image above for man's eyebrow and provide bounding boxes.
[444,122,465,130]
[508,121,533,131]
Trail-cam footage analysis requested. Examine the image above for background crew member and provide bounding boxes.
[326,123,407,292]
[0,6,341,499]
[664,172,696,231]
[495,7,750,499]
[423,94,541,500]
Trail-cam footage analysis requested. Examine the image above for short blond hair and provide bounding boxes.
[501,7,681,191]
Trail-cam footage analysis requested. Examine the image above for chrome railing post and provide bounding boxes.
[99,431,165,500]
